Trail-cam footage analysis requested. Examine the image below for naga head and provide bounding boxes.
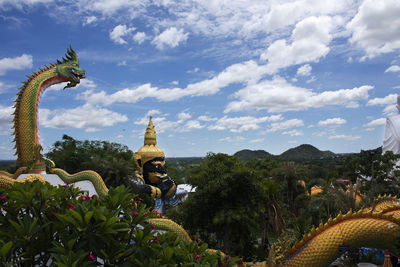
[56,46,85,89]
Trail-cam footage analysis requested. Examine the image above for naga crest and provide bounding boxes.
[56,46,85,89]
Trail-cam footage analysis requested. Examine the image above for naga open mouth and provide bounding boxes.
[64,69,86,89]
[71,68,86,82]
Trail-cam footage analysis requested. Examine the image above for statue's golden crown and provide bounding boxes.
[134,116,165,167]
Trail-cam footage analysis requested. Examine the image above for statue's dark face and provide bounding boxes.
[143,157,166,184]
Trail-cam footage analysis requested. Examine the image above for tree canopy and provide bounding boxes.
[46,134,137,189]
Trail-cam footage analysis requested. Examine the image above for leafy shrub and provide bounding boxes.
[0,181,235,266]
[46,135,137,189]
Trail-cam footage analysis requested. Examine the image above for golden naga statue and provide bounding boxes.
[0,47,108,196]
[133,117,177,202]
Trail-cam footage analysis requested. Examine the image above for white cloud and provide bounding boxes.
[209,115,282,133]
[39,104,128,132]
[83,16,97,25]
[187,67,200,74]
[0,81,14,94]
[5,0,354,60]
[46,83,68,92]
[249,138,264,143]
[226,76,372,113]
[152,27,189,50]
[318,117,347,127]
[110,24,135,45]
[364,118,386,127]
[383,105,398,116]
[177,111,191,121]
[347,0,400,59]
[134,110,163,125]
[0,54,32,75]
[266,119,304,133]
[367,94,397,106]
[260,16,333,73]
[219,136,246,143]
[297,64,312,76]
[313,131,327,137]
[179,120,204,132]
[329,134,361,141]
[0,105,13,128]
[39,0,353,52]
[152,0,352,43]
[198,115,217,121]
[81,0,144,16]
[282,129,303,136]
[146,109,161,117]
[79,60,270,105]
[345,101,359,108]
[79,83,158,105]
[385,65,400,73]
[182,60,267,97]
[0,0,53,9]
[134,111,198,133]
[306,76,316,83]
[133,32,147,44]
[117,61,127,66]
[0,81,5,94]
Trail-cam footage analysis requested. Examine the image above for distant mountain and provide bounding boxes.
[233,149,273,160]
[0,160,17,167]
[280,144,335,161]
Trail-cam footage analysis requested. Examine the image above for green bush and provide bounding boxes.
[0,181,235,266]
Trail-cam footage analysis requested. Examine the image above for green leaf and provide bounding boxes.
[67,238,77,250]
[8,220,22,235]
[69,209,83,224]
[84,211,94,224]
[0,241,12,257]
[163,247,174,262]
[55,213,79,227]
[27,217,38,235]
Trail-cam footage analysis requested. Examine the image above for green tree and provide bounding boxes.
[342,148,400,198]
[271,161,307,211]
[46,135,137,189]
[164,164,185,185]
[168,153,272,260]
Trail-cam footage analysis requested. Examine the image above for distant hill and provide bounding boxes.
[0,160,17,172]
[233,149,273,160]
[280,144,335,161]
[166,157,203,167]
[0,160,17,167]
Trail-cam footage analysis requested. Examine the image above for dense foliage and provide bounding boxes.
[168,153,283,261]
[167,149,400,264]
[46,135,137,189]
[4,135,400,265]
[0,181,235,267]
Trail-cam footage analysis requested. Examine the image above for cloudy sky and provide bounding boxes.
[0,0,400,158]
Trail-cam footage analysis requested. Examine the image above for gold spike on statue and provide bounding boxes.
[135,116,165,166]
[144,116,157,146]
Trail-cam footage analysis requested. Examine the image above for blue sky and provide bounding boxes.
[0,0,400,159]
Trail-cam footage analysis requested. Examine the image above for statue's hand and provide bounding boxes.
[158,177,175,197]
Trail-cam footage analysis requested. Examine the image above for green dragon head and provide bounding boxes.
[56,46,85,89]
